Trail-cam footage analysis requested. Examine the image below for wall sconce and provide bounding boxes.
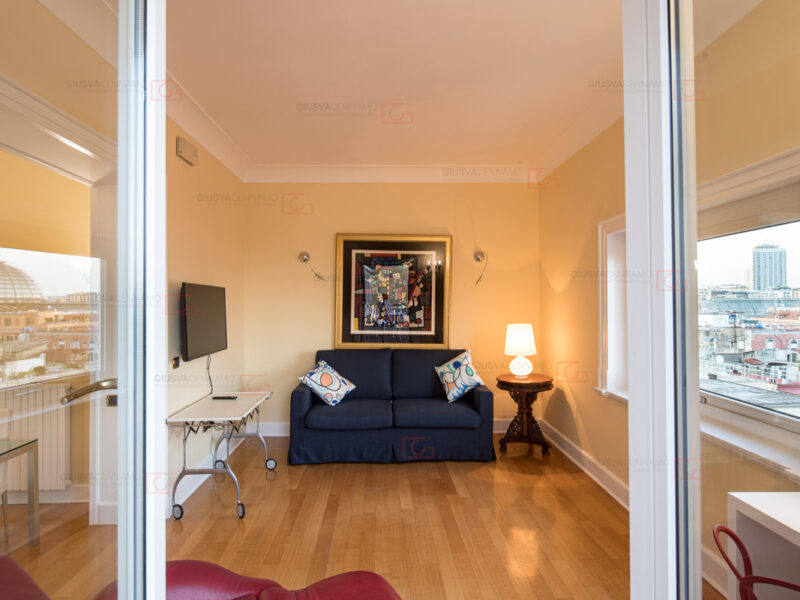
[427,259,443,272]
[298,251,324,281]
[474,249,488,286]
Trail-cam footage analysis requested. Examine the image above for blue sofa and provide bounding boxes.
[289,349,496,464]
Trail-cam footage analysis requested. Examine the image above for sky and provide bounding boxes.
[0,247,100,297]
[697,221,800,288]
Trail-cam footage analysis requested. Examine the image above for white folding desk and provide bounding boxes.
[727,492,800,599]
[166,391,274,519]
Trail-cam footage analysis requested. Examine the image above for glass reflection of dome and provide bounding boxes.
[0,261,45,304]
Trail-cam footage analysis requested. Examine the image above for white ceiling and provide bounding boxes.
[35,0,765,183]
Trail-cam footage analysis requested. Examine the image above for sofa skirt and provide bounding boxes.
[288,426,496,465]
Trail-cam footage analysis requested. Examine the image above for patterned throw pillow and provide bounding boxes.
[434,350,485,402]
[299,360,356,406]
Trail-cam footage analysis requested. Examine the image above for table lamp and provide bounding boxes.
[505,324,537,378]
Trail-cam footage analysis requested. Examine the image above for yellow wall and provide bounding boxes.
[164,123,542,471]
[694,0,800,184]
[165,119,249,473]
[239,183,541,423]
[0,150,91,256]
[537,119,629,484]
[0,0,117,140]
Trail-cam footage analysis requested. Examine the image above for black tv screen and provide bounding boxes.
[180,283,228,361]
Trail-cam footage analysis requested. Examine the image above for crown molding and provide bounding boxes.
[698,146,800,209]
[0,73,116,185]
[38,0,118,68]
[166,71,624,184]
[538,91,623,174]
[164,73,254,181]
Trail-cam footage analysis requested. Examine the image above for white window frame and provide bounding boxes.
[696,148,800,474]
[597,214,629,403]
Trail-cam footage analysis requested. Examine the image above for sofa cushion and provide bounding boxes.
[392,349,465,399]
[392,398,481,429]
[317,349,392,399]
[305,399,393,430]
[434,350,485,402]
[299,360,356,406]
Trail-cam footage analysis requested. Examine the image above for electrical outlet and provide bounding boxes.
[172,356,180,369]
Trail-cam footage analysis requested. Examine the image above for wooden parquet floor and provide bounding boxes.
[5,435,726,599]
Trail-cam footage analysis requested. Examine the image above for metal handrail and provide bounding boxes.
[60,378,118,405]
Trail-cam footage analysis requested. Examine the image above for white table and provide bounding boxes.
[166,391,274,519]
[727,492,800,599]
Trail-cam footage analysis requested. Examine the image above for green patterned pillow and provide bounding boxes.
[299,360,356,406]
[434,350,484,402]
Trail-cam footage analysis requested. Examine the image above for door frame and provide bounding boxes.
[116,0,167,596]
[622,0,679,597]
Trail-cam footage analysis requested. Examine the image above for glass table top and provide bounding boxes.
[0,439,36,457]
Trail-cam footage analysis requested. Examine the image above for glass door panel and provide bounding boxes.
[0,0,150,597]
[672,0,800,597]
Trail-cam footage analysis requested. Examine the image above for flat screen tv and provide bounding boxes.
[179,282,228,362]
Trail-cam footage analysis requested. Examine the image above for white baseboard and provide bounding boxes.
[702,544,729,598]
[493,417,512,434]
[95,500,117,525]
[247,421,290,437]
[7,483,89,505]
[536,419,630,509]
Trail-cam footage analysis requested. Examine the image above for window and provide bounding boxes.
[697,220,800,421]
[0,247,100,386]
[597,214,628,400]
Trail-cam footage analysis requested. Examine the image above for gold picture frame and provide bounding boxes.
[335,234,452,349]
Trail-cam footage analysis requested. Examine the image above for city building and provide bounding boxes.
[752,243,787,291]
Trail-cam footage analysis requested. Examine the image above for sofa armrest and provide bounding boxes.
[468,385,494,423]
[290,383,314,418]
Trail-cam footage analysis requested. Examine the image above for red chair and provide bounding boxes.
[94,560,401,600]
[0,554,50,600]
[713,524,800,600]
[1,555,401,600]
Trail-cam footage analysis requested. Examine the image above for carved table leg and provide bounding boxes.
[499,390,550,455]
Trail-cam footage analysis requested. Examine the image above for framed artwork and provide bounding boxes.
[335,234,452,348]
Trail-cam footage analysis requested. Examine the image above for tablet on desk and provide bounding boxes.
[212,395,238,400]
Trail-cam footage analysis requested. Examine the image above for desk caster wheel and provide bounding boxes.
[266,458,277,471]
[237,503,246,519]
[172,504,184,520]
[215,459,226,469]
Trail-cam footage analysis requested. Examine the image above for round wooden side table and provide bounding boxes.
[496,373,553,454]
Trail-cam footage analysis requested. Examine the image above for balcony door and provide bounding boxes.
[0,0,166,597]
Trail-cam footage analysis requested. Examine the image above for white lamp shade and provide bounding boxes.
[505,324,537,356]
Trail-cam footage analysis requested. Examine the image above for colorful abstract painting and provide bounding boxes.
[336,235,451,348]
